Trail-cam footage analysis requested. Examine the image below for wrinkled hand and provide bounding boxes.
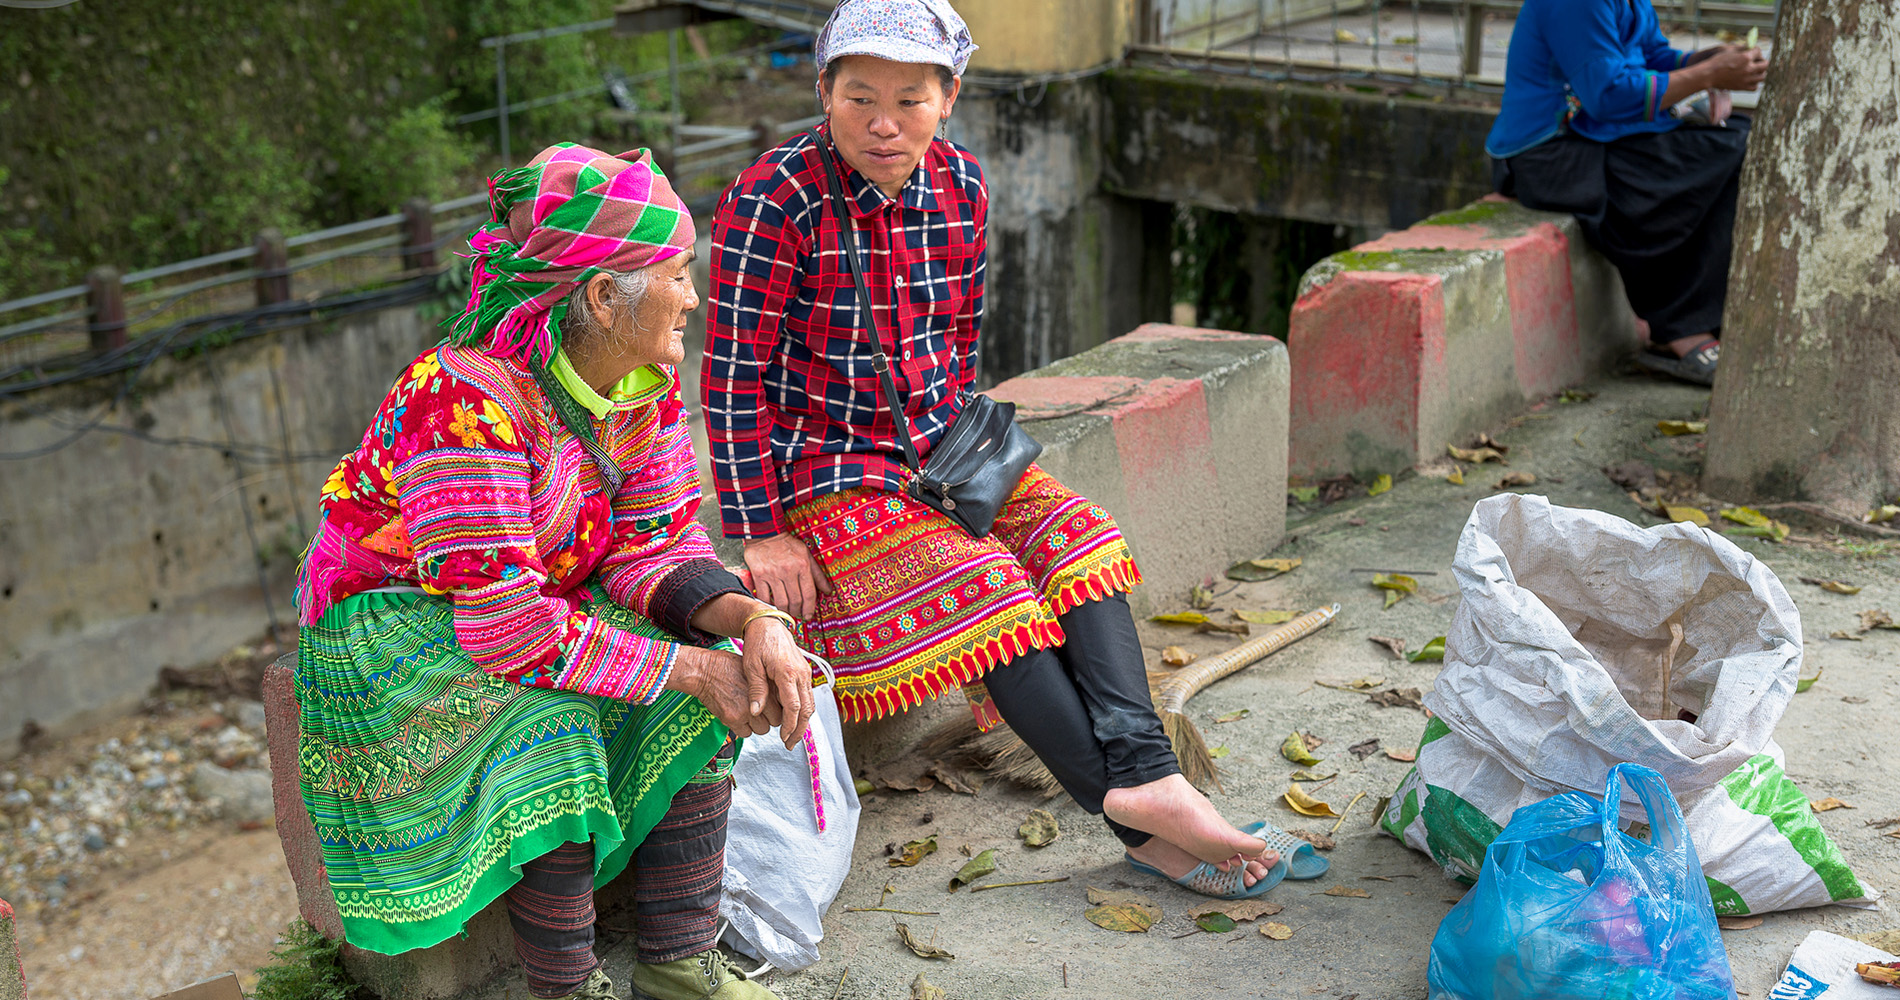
[1701,45,1768,91]
[677,646,775,739]
[1707,88,1733,126]
[743,618,816,750]
[742,533,834,621]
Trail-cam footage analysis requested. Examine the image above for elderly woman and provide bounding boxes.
[294,144,806,1000]
[703,0,1309,901]
[1488,0,1768,386]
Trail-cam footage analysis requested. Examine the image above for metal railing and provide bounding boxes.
[1134,0,1776,88]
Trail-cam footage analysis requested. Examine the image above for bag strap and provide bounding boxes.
[531,363,628,497]
[806,127,922,474]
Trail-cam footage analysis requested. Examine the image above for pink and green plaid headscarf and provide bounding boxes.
[449,143,694,367]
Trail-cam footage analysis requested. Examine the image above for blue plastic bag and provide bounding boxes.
[1428,763,1738,1000]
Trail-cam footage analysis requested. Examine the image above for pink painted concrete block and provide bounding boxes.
[1,897,24,1000]
[263,657,347,942]
[1289,271,1446,478]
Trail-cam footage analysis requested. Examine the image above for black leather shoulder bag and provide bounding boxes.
[805,128,1040,539]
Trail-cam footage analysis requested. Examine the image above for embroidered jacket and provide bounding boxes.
[297,345,739,704]
[702,126,988,539]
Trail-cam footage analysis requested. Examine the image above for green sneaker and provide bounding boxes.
[550,967,617,1000]
[630,949,780,999]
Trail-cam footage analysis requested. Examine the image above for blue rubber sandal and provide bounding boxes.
[1125,851,1288,900]
[1240,821,1331,881]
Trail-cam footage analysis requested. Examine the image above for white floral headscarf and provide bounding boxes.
[813,0,978,91]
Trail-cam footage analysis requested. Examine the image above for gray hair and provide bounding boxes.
[558,270,651,367]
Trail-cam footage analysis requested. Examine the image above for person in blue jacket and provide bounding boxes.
[1487,0,1767,386]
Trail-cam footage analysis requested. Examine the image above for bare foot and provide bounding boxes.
[1103,774,1268,866]
[1127,836,1279,888]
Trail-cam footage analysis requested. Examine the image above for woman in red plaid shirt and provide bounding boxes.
[703,0,1288,899]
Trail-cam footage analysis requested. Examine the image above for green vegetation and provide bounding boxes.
[1419,200,1518,228]
[250,919,359,1000]
[0,1,776,301]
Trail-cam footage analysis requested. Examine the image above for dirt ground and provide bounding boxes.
[9,368,1898,999]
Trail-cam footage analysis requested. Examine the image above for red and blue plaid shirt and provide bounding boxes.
[703,127,988,539]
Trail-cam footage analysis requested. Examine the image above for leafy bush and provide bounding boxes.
[250,919,358,1000]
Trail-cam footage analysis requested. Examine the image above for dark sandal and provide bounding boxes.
[1634,340,1719,387]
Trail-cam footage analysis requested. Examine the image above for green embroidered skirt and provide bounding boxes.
[296,588,729,955]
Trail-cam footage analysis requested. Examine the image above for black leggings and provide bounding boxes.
[981,592,1182,847]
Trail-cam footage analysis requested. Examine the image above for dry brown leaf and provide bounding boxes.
[1810,797,1854,812]
[895,922,956,960]
[1198,620,1251,637]
[1286,829,1337,850]
[1368,687,1426,711]
[1084,886,1160,933]
[1214,708,1251,724]
[864,752,938,793]
[1288,769,1337,782]
[1718,916,1764,930]
[1831,631,1864,641]
[1302,732,1325,751]
[1368,636,1408,659]
[1315,675,1386,690]
[1189,583,1215,610]
[1447,444,1505,464]
[1160,645,1196,668]
[1800,576,1864,595]
[1225,557,1302,582]
[1285,785,1341,818]
[1494,471,1538,489]
[1386,748,1418,763]
[910,973,947,1000]
[1858,609,1896,632]
[928,762,982,796]
[1348,738,1381,759]
[1187,899,1285,922]
[889,835,938,867]
[1260,922,1294,940]
[1018,809,1060,847]
[1318,885,1372,898]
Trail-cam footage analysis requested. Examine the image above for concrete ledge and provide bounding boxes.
[1287,199,1638,478]
[1,898,22,1000]
[988,322,1291,612]
[264,656,634,1000]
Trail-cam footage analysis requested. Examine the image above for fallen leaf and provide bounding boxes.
[1225,557,1302,582]
[1334,27,1359,42]
[1663,505,1710,527]
[1084,887,1160,933]
[1285,784,1341,818]
[1718,916,1765,930]
[1319,885,1372,898]
[1208,746,1230,759]
[948,849,997,891]
[1288,485,1320,504]
[1558,388,1596,403]
[1018,809,1060,847]
[895,922,956,960]
[1368,636,1408,659]
[1371,573,1419,609]
[1198,620,1251,637]
[1361,875,1394,882]
[1447,445,1504,464]
[1800,576,1864,595]
[911,972,946,1000]
[1286,829,1337,850]
[1348,738,1381,760]
[1798,665,1825,690]
[1844,696,1870,704]
[1281,731,1322,766]
[1719,506,1771,528]
[1386,748,1417,763]
[1859,609,1896,632]
[1188,899,1284,922]
[1867,505,1900,525]
[1189,583,1215,610]
[1214,708,1251,724]
[1494,472,1537,489]
[1288,769,1337,782]
[1392,33,1418,44]
[1657,420,1708,436]
[1195,912,1238,933]
[1152,611,1212,626]
[1446,466,1465,485]
[1727,518,1792,542]
[1302,732,1325,751]
[1260,922,1294,940]
[1810,797,1854,812]
[1828,631,1861,641]
[927,762,982,796]
[1368,474,1392,497]
[855,777,876,797]
[889,835,938,867]
[1367,687,1426,711]
[1314,675,1385,690]
[1868,817,1900,828]
[1234,609,1298,625]
[1160,645,1196,668]
[1406,636,1446,662]
[864,752,939,793]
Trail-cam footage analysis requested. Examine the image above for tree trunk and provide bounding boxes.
[1703,0,1900,514]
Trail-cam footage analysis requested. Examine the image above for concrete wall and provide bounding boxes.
[1100,67,1496,232]
[0,309,437,757]
[959,0,1132,74]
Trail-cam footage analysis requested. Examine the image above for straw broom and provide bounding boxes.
[1156,603,1341,792]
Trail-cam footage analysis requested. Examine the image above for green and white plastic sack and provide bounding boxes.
[1379,494,1875,915]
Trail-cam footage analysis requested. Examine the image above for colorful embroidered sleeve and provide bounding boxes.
[1549,0,1670,123]
[395,382,680,704]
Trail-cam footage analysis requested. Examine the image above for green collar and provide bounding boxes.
[550,351,669,419]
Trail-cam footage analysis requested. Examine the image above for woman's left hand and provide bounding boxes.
[1707,89,1732,126]
[743,617,816,750]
